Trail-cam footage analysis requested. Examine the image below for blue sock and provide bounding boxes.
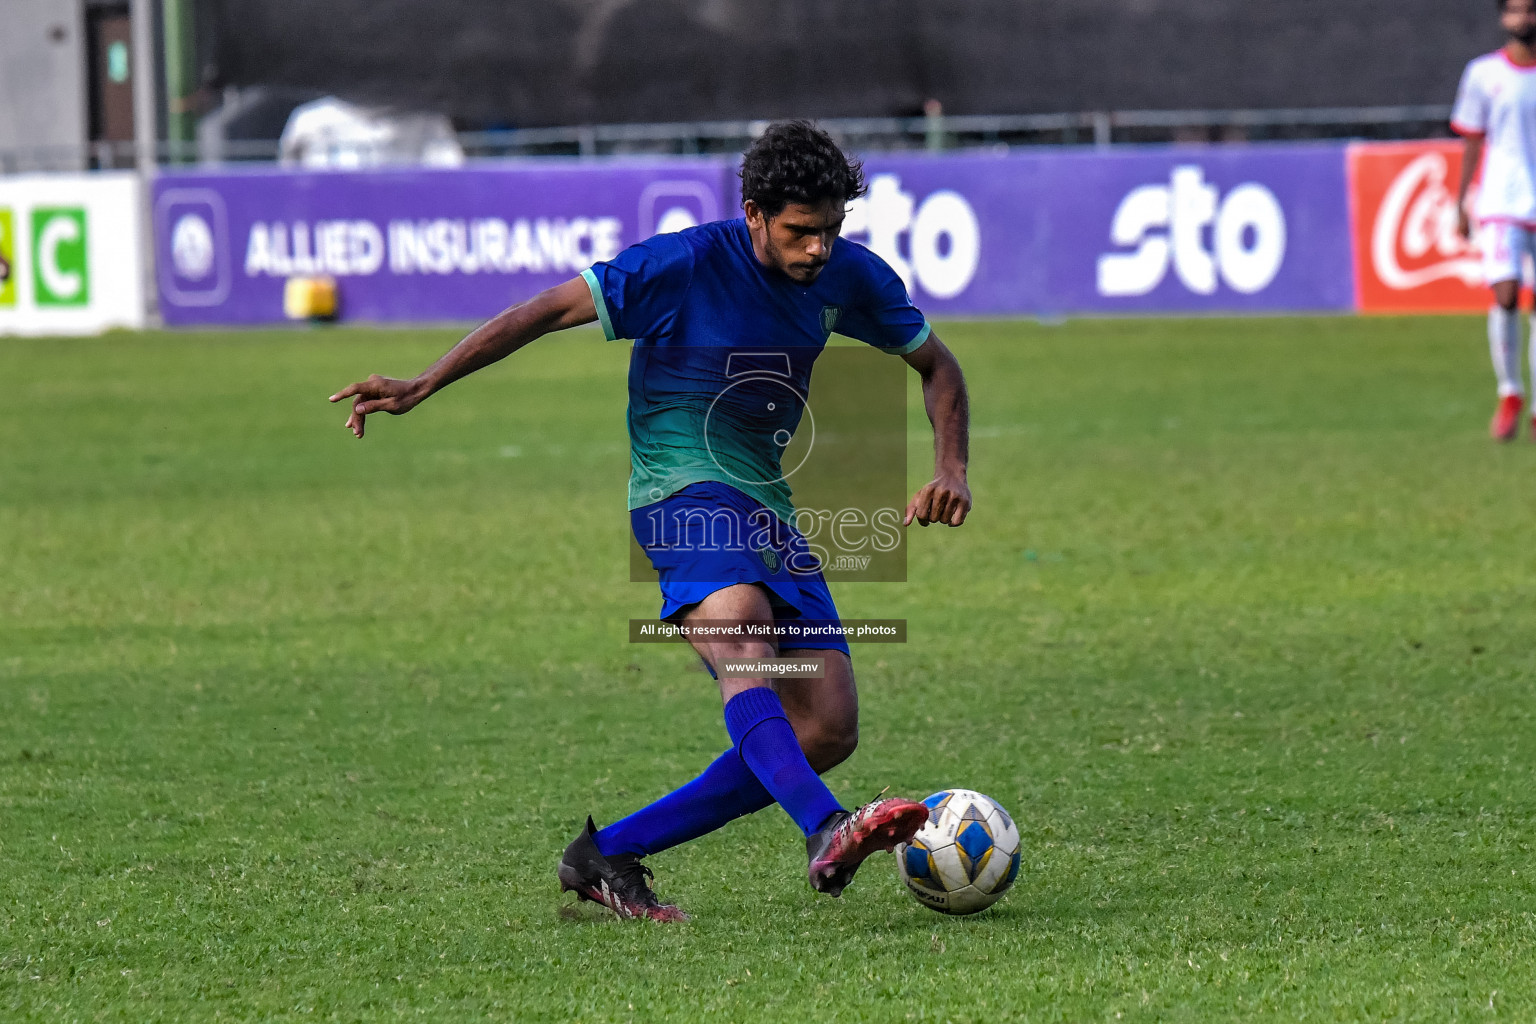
[723,687,845,837]
[594,748,773,858]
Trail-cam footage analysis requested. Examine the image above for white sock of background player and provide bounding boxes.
[1489,306,1523,398]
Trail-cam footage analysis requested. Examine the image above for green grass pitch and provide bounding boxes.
[3,315,1535,1021]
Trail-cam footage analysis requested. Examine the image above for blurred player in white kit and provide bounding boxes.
[1456,0,1536,440]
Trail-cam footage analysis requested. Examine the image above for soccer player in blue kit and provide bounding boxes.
[330,122,972,921]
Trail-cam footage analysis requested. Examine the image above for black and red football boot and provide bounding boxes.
[806,794,928,897]
[557,817,688,922]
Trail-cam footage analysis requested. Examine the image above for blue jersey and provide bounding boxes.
[580,217,929,522]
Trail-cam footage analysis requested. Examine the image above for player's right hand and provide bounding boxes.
[328,374,426,438]
[904,472,971,528]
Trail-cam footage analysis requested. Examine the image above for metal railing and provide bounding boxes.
[0,103,1456,173]
[455,104,1457,158]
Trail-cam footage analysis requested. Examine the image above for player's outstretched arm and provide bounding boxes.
[327,276,598,438]
[901,332,971,528]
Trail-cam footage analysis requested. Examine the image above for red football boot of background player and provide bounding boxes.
[1491,394,1524,441]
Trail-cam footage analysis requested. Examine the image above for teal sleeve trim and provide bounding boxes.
[581,267,618,341]
[889,321,932,356]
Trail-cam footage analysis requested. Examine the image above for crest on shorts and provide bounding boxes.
[820,305,842,335]
[758,547,781,573]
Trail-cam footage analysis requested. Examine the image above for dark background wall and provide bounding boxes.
[202,0,1502,127]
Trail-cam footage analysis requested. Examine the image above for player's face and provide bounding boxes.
[1505,0,1536,44]
[746,198,845,284]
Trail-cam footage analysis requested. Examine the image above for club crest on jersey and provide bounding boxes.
[758,547,781,573]
[820,305,842,335]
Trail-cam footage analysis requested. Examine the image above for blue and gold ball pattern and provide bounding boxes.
[895,788,1021,915]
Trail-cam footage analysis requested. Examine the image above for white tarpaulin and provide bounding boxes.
[278,97,464,170]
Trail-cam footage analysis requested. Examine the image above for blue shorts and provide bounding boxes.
[631,481,851,659]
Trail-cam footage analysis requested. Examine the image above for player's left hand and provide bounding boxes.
[905,472,971,527]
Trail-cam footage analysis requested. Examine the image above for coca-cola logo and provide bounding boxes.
[1370,152,1482,291]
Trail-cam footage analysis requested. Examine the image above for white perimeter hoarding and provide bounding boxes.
[0,173,147,335]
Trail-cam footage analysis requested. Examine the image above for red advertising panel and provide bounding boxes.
[1348,140,1487,313]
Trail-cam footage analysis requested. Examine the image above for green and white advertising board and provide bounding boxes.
[0,173,146,335]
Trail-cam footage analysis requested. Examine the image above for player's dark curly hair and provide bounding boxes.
[739,120,867,218]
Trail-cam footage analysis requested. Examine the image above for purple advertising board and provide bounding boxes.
[845,144,1354,316]
[152,160,733,325]
[152,144,1353,324]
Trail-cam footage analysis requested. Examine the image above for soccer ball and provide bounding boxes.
[896,788,1021,915]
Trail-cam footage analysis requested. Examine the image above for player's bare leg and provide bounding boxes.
[777,650,858,773]
[682,581,785,694]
